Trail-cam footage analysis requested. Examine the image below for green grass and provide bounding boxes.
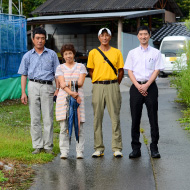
[0,171,8,183]
[140,127,148,145]
[178,108,190,131]
[0,99,60,164]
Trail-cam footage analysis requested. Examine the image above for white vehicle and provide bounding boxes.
[159,36,190,74]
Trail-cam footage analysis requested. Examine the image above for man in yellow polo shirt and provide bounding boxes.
[87,28,124,158]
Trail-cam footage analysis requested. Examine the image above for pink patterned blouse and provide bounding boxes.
[55,63,87,122]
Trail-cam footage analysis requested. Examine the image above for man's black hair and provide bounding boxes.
[102,29,108,34]
[33,27,46,39]
[137,26,150,35]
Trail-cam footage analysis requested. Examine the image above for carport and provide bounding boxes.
[27,9,165,51]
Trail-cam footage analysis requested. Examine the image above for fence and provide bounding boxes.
[0,13,27,79]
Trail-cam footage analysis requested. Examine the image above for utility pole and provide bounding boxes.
[8,0,23,15]
[0,0,3,13]
[9,0,12,15]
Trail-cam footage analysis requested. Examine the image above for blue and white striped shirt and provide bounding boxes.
[18,47,60,81]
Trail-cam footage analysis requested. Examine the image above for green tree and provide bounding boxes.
[175,0,190,20]
[2,0,46,18]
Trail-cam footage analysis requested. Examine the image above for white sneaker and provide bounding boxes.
[60,153,68,159]
[114,151,123,157]
[92,151,104,158]
[77,152,84,159]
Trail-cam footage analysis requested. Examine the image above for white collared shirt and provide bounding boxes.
[124,45,164,81]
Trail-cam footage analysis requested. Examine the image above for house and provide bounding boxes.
[152,22,190,47]
[27,0,182,61]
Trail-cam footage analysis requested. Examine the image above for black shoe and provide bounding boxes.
[44,149,55,155]
[129,150,141,159]
[151,150,161,158]
[32,148,43,154]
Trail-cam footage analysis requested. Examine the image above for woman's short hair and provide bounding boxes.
[60,44,76,57]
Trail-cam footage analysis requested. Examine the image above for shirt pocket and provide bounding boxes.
[42,58,53,71]
[146,58,155,70]
[42,60,53,72]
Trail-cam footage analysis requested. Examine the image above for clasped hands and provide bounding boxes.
[137,84,148,97]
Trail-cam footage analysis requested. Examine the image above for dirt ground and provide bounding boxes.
[0,159,35,190]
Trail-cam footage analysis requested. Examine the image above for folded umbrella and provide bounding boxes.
[66,81,80,144]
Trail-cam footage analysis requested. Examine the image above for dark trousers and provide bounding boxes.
[130,82,159,151]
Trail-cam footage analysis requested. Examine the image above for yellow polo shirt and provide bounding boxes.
[87,47,124,83]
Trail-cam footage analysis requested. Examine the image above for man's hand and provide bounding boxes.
[54,89,59,96]
[21,93,28,105]
[137,84,149,97]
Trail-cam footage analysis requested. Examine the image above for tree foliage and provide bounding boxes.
[175,0,190,20]
[1,0,46,18]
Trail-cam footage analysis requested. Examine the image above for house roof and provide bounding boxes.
[31,0,182,16]
[151,23,190,44]
[27,10,165,25]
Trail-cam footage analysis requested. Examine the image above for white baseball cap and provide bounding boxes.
[98,28,112,37]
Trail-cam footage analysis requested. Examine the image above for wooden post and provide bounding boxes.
[117,19,123,51]
[137,18,140,30]
[148,15,152,31]
[84,34,86,52]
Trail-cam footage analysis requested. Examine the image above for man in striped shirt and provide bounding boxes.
[18,27,60,154]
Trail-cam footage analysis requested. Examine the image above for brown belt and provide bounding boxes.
[93,80,118,84]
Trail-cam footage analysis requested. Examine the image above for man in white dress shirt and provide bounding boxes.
[124,26,164,159]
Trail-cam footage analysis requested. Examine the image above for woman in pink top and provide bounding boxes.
[55,44,87,159]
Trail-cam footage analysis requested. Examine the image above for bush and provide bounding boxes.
[170,20,190,130]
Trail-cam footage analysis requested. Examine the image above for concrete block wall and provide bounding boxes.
[45,24,117,53]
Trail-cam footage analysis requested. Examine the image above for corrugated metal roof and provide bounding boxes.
[27,10,165,24]
[32,0,158,15]
[151,23,190,43]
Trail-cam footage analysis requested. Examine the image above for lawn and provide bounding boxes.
[0,99,60,189]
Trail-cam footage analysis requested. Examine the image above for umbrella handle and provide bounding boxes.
[75,81,78,92]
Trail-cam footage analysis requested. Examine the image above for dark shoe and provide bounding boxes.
[129,150,141,159]
[151,150,161,158]
[44,149,54,155]
[32,148,42,154]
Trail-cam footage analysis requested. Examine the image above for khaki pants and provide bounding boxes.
[92,82,122,152]
[28,81,54,150]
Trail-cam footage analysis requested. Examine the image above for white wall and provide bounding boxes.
[122,32,155,62]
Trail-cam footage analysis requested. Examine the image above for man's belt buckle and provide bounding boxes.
[38,80,43,84]
[138,81,147,84]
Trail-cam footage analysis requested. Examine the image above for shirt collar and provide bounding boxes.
[31,47,48,54]
[139,45,150,52]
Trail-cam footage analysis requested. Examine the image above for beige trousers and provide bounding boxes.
[28,81,54,149]
[59,120,85,155]
[92,82,122,152]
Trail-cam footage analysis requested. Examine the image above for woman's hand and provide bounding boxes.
[70,91,79,99]
[76,96,81,104]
